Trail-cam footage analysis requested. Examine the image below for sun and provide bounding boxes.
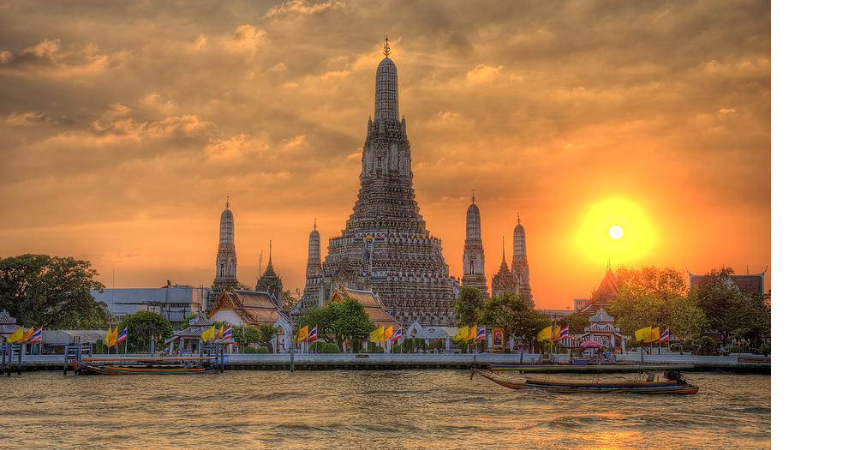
[575,198,655,265]
[608,225,624,240]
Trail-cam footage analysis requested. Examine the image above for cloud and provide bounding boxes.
[223,25,267,59]
[0,39,110,77]
[465,63,503,84]
[265,1,341,19]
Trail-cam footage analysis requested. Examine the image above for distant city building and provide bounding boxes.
[211,197,239,300]
[461,192,488,296]
[303,39,457,326]
[540,309,575,321]
[511,215,533,306]
[688,269,767,296]
[90,282,209,329]
[255,240,284,304]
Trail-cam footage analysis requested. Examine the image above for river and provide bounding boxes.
[0,371,769,449]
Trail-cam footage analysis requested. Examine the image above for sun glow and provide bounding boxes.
[576,198,655,265]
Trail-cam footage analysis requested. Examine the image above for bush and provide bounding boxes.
[369,345,384,353]
[321,342,341,353]
[391,344,402,353]
[697,336,718,355]
[309,341,324,353]
[682,338,696,353]
[244,347,269,354]
[428,340,444,350]
[728,345,743,354]
[758,343,770,356]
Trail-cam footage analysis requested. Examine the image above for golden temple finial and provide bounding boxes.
[226,195,230,209]
[471,189,475,204]
[313,218,317,230]
[517,213,521,225]
[383,35,391,57]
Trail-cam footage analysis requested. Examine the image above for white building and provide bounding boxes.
[91,281,210,329]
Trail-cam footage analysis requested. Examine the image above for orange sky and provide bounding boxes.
[0,0,770,309]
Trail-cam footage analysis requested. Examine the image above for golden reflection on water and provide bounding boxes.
[0,371,770,449]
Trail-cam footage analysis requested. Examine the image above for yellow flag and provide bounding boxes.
[296,325,309,343]
[104,327,113,347]
[467,324,477,341]
[385,325,393,340]
[635,326,652,342]
[216,326,225,340]
[454,326,469,342]
[7,326,24,343]
[537,326,553,342]
[551,326,561,342]
[376,326,385,342]
[202,325,216,343]
[650,327,661,342]
[22,327,34,342]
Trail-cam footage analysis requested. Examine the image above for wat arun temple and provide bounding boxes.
[299,41,458,325]
[212,40,533,326]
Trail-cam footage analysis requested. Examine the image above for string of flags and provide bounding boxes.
[5,326,43,344]
[635,326,670,343]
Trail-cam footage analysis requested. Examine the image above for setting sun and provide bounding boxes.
[609,225,624,240]
[576,198,656,265]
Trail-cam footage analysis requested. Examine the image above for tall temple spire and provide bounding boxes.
[301,221,324,310]
[308,47,456,326]
[512,215,533,306]
[462,191,487,295]
[212,197,239,300]
[375,37,399,122]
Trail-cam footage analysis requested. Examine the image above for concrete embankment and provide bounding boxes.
[5,352,769,374]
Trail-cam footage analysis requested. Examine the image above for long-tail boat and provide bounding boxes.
[472,369,699,395]
[73,356,219,375]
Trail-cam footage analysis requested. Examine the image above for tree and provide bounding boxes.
[117,311,172,352]
[299,297,374,351]
[0,254,110,329]
[563,312,591,336]
[278,290,297,311]
[231,324,261,348]
[328,298,374,351]
[454,286,485,326]
[478,292,548,349]
[259,324,279,352]
[691,268,770,346]
[608,266,706,340]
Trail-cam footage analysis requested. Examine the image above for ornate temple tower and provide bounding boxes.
[491,237,517,298]
[317,39,457,325]
[211,197,239,300]
[300,220,324,310]
[462,192,488,296]
[256,240,284,304]
[511,214,534,306]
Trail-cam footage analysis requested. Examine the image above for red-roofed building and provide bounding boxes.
[575,266,620,314]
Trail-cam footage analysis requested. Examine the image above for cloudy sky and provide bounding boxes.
[0,0,770,308]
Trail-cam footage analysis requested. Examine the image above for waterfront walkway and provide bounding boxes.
[6,352,769,373]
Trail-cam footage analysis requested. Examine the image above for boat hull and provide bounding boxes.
[474,370,699,395]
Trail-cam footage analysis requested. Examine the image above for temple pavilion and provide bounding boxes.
[578,308,626,352]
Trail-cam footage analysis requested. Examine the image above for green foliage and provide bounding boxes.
[478,292,548,348]
[243,347,270,354]
[729,345,743,354]
[608,266,706,340]
[117,311,172,352]
[454,286,485,326]
[309,341,340,353]
[697,336,718,355]
[365,342,384,353]
[259,324,279,352]
[231,324,261,348]
[299,297,374,349]
[564,312,591,337]
[0,254,110,329]
[691,268,770,345]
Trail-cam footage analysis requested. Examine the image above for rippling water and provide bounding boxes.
[0,371,769,449]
